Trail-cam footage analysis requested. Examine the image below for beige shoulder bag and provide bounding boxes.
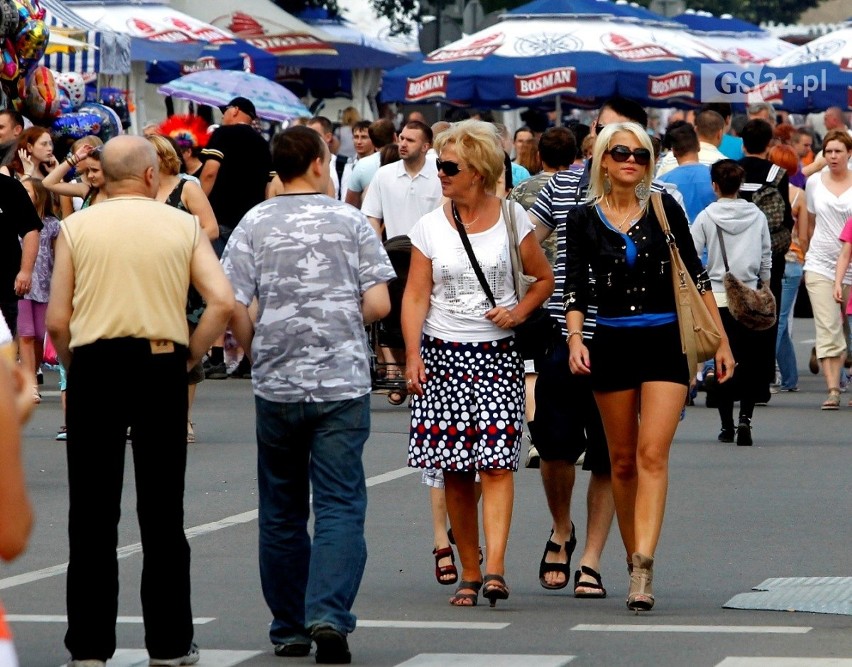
[650,193,722,371]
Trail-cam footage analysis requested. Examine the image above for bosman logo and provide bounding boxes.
[406,72,450,101]
[514,67,577,99]
[647,71,695,100]
[425,33,503,63]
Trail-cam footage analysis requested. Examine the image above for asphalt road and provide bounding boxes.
[5,323,851,667]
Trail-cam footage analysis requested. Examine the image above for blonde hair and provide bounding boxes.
[71,135,103,153]
[587,122,654,206]
[146,134,182,176]
[433,119,504,191]
[341,106,360,126]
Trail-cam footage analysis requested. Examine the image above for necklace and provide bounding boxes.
[452,201,481,230]
[605,196,638,232]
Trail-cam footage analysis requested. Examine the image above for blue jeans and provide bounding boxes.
[255,394,370,645]
[776,261,803,389]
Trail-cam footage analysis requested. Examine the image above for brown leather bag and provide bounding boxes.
[651,194,722,371]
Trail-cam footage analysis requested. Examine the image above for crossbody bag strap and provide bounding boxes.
[452,202,497,308]
[650,192,671,237]
[713,224,731,272]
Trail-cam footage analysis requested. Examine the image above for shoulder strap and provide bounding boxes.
[335,155,348,200]
[713,225,731,272]
[766,163,784,186]
[502,200,523,297]
[452,202,497,308]
[166,178,188,208]
[650,192,671,236]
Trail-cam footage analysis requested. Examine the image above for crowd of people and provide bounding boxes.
[1,94,851,665]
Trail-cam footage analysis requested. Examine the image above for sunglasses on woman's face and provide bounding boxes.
[436,158,464,176]
[606,145,652,166]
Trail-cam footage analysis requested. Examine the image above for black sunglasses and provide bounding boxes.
[436,158,464,177]
[606,145,652,166]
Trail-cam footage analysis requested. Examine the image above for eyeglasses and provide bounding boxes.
[436,158,465,176]
[606,145,652,166]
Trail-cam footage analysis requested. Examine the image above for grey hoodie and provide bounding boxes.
[690,197,772,293]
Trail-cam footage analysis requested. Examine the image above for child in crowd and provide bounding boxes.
[16,178,60,404]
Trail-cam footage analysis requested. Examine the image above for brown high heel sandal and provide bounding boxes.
[627,552,654,612]
[433,546,458,585]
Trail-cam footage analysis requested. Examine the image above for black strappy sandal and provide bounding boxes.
[538,524,576,590]
[449,580,482,607]
[573,565,607,598]
[482,574,510,607]
[433,546,458,585]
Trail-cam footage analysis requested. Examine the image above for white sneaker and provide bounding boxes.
[524,444,541,469]
[149,643,200,666]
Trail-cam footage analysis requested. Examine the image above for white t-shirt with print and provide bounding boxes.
[804,172,852,283]
[408,201,534,343]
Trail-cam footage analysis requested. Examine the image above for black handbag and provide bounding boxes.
[715,225,776,331]
[452,201,558,361]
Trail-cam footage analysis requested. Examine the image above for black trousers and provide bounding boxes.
[64,337,193,660]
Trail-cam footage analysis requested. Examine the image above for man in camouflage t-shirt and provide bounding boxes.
[223,127,395,662]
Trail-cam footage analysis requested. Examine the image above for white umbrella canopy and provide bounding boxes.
[673,11,795,64]
[768,25,852,68]
[383,15,733,108]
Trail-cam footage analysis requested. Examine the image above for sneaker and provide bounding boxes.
[149,643,200,666]
[229,356,252,379]
[575,450,586,466]
[809,347,819,374]
[204,362,229,380]
[68,661,106,667]
[312,626,350,665]
[718,427,734,443]
[524,443,540,469]
[56,425,67,441]
[770,385,798,393]
[274,640,311,657]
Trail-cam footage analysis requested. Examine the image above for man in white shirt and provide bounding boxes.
[307,116,344,199]
[362,121,442,239]
[656,110,726,177]
[344,119,397,210]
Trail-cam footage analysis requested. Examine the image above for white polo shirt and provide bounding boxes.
[361,159,443,238]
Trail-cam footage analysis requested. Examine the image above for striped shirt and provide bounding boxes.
[529,165,667,340]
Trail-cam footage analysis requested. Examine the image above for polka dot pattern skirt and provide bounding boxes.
[408,335,524,472]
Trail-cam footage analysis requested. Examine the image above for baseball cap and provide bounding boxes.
[222,97,257,120]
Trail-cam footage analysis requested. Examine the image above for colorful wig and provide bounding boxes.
[158,115,209,150]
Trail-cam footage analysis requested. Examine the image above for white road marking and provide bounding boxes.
[55,649,262,667]
[0,467,415,591]
[8,614,214,624]
[395,655,575,667]
[359,620,508,630]
[573,624,811,634]
[716,659,852,666]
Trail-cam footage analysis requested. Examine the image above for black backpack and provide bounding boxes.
[739,164,790,254]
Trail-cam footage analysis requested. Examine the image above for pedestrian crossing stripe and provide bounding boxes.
[716,660,852,666]
[56,649,262,667]
[394,655,575,667]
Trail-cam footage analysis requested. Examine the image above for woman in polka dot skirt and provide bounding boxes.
[402,120,554,608]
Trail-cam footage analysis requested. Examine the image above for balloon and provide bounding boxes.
[14,18,47,62]
[23,65,58,120]
[57,88,72,114]
[0,38,17,80]
[78,103,122,141]
[51,112,101,139]
[53,71,86,110]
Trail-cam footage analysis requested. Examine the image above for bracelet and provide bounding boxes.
[566,330,583,341]
[66,155,78,167]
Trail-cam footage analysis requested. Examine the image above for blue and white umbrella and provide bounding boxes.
[759,26,852,112]
[382,12,731,108]
[158,69,311,121]
[672,11,794,64]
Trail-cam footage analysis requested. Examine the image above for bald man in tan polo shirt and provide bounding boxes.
[47,136,234,667]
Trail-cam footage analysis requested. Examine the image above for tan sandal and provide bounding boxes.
[187,420,196,444]
[627,552,654,612]
[821,389,841,411]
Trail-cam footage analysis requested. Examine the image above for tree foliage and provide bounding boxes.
[633,0,822,26]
